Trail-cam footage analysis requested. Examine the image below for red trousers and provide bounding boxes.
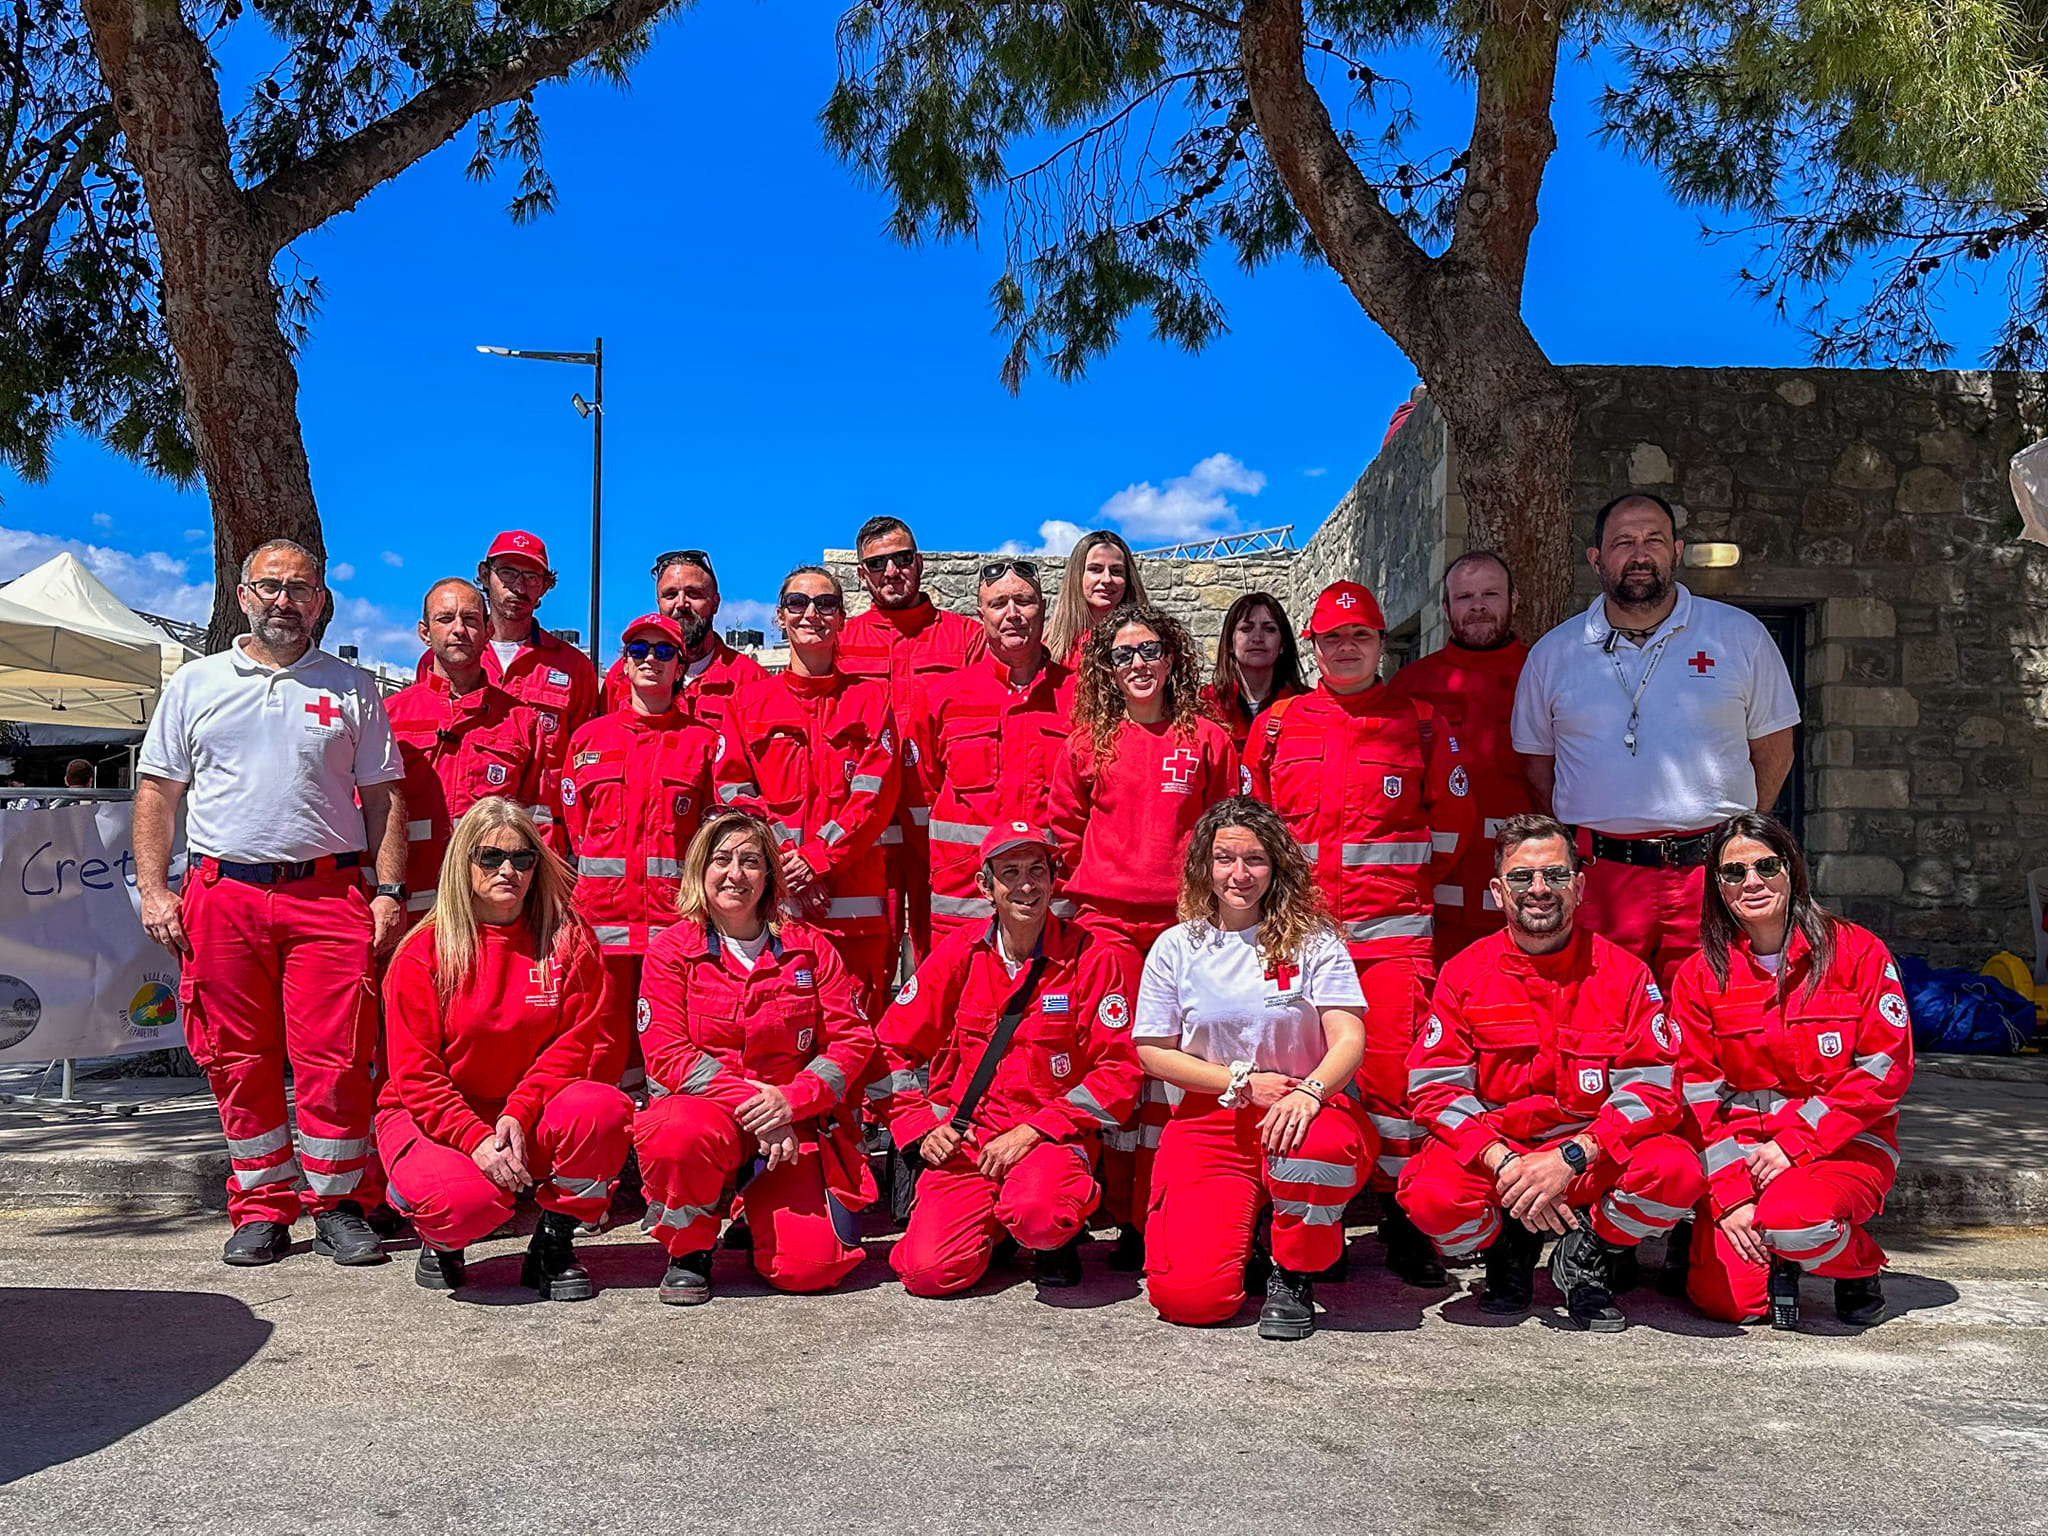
[180,862,381,1224]
[1353,956,1430,1193]
[892,1138,1098,1297]
[1579,854,1707,995]
[377,1081,633,1251]
[594,953,641,1088]
[1074,901,1171,1231]
[1399,1133,1707,1260]
[1687,1142,1894,1322]
[1145,1095,1372,1326]
[635,1095,865,1292]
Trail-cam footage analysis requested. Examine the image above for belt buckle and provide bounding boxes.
[1651,837,1675,869]
[283,858,316,882]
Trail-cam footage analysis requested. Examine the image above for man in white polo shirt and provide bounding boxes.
[136,538,409,1268]
[1511,493,1798,993]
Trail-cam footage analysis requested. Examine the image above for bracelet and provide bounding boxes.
[1290,1082,1324,1105]
[1218,1059,1255,1109]
[1494,1150,1520,1172]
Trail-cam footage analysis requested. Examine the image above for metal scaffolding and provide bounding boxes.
[1139,525,1297,559]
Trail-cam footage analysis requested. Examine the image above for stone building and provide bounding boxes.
[828,365,2048,968]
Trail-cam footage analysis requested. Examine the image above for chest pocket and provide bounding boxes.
[684,986,743,1060]
[1350,727,1422,806]
[945,718,1001,794]
[1557,1025,1626,1113]
[1709,1010,1775,1090]
[524,666,575,712]
[1468,1006,1539,1101]
[748,727,811,808]
[1020,1007,1082,1098]
[567,760,627,836]
[1783,1008,1859,1088]
[461,738,528,807]
[1268,733,1325,832]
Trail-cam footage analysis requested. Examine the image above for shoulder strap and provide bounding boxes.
[1255,691,1298,777]
[950,952,1052,1134]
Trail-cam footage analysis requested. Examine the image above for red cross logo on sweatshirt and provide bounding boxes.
[1162,747,1199,793]
[1687,651,1716,675]
[304,695,341,727]
[1264,958,1299,991]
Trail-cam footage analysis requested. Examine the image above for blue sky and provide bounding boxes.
[0,3,2010,665]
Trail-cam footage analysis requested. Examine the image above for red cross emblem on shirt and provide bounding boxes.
[1687,651,1716,675]
[304,695,341,726]
[525,959,558,1004]
[1264,958,1299,991]
[1162,747,1199,786]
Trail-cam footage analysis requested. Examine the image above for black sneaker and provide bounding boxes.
[1258,1266,1316,1341]
[1104,1224,1145,1273]
[1381,1198,1448,1288]
[520,1210,594,1302]
[222,1220,292,1267]
[311,1202,388,1266]
[365,1202,408,1238]
[1479,1217,1541,1316]
[414,1246,466,1291]
[1834,1273,1885,1327]
[1549,1223,1627,1332]
[1656,1218,1693,1297]
[658,1249,714,1306]
[1034,1236,1083,1289]
[1768,1257,1803,1331]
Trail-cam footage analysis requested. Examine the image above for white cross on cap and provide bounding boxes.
[1012,821,1028,831]
[1337,591,1357,607]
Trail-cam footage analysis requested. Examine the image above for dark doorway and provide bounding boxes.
[1741,605,1808,839]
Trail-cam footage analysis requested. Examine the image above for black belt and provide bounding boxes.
[1588,831,1713,870]
[204,851,362,885]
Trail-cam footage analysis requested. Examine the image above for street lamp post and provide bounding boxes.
[476,338,605,667]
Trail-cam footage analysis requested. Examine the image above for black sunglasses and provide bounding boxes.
[861,549,918,575]
[1715,856,1788,885]
[980,558,1038,585]
[1109,639,1167,667]
[625,640,680,663]
[781,591,845,615]
[472,846,540,872]
[651,548,715,580]
[1501,864,1576,891]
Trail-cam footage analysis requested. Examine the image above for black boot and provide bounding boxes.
[311,1201,389,1266]
[1258,1266,1317,1341]
[1549,1222,1627,1332]
[221,1220,292,1267]
[1105,1224,1145,1273]
[1768,1257,1803,1331]
[1381,1198,1448,1288]
[414,1245,467,1291]
[1479,1217,1541,1316]
[1243,1243,1273,1298]
[1656,1218,1694,1297]
[1034,1235,1083,1289]
[1834,1273,1885,1327]
[520,1211,594,1302]
[659,1248,713,1306]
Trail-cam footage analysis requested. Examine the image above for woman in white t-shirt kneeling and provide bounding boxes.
[1134,797,1372,1340]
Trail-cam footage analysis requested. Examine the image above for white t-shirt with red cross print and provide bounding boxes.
[1133,920,1366,1078]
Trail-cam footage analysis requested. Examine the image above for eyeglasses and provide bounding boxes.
[1109,639,1167,667]
[243,579,321,603]
[472,846,540,872]
[980,558,1038,585]
[1501,865,1576,891]
[780,591,845,616]
[624,640,680,663]
[861,549,918,575]
[487,563,547,589]
[1715,856,1787,885]
[650,548,715,580]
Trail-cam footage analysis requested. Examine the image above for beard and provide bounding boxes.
[1450,612,1510,650]
[245,608,308,648]
[1509,896,1567,937]
[1607,561,1672,609]
[678,610,713,652]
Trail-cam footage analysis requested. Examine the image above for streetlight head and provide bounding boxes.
[571,393,593,419]
[477,345,510,356]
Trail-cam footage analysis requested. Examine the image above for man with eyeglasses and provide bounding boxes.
[1401,813,1704,1330]
[386,578,553,923]
[599,549,764,730]
[134,538,407,1268]
[839,516,986,965]
[1244,580,1476,1289]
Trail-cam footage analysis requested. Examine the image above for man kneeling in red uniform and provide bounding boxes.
[876,823,1141,1296]
[1401,813,1706,1330]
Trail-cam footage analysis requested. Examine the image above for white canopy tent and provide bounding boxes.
[0,553,197,728]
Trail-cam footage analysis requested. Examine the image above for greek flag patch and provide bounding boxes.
[794,968,814,988]
[547,669,571,687]
[1043,993,1069,1015]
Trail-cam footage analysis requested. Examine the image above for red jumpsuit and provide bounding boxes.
[1198,681,1305,756]
[713,670,901,1014]
[907,651,1076,942]
[385,674,553,917]
[1399,927,1707,1259]
[558,706,719,1080]
[1245,684,1475,1190]
[376,917,632,1251]
[633,919,878,1291]
[416,625,597,789]
[840,599,985,961]
[600,634,766,732]
[1385,639,1532,967]
[1672,923,1912,1322]
[876,916,1141,1296]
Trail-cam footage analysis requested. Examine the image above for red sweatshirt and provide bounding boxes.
[379,916,611,1154]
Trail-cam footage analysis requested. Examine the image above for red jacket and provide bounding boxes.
[386,674,553,917]
[1386,639,1532,933]
[840,598,986,851]
[559,707,719,954]
[379,915,611,1152]
[1244,682,1475,963]
[713,670,900,935]
[600,634,766,733]
[1199,680,1305,755]
[416,625,598,784]
[1049,716,1239,919]
[1671,922,1913,1218]
[876,914,1142,1148]
[1409,926,1680,1166]
[908,651,1077,927]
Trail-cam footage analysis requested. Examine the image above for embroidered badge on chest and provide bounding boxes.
[547,668,571,687]
[1383,774,1404,798]
[539,711,559,734]
[673,792,693,817]
[1817,1030,1844,1058]
[1050,1052,1072,1078]
[794,968,814,988]
[486,763,508,786]
[1578,1066,1605,1094]
[796,1027,815,1052]
[1042,992,1069,1015]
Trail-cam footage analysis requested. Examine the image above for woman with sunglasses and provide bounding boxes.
[1051,602,1237,1265]
[378,797,633,1298]
[714,567,902,1017]
[558,612,721,1085]
[1047,532,1150,668]
[1199,591,1306,754]
[633,810,878,1303]
[1671,813,1913,1329]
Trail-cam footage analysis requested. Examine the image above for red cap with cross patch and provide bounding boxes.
[485,529,551,572]
[621,612,684,647]
[1304,580,1386,635]
[979,820,1059,866]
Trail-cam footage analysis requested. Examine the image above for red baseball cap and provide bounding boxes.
[485,530,551,572]
[621,612,684,648]
[979,820,1059,866]
[1304,580,1386,636]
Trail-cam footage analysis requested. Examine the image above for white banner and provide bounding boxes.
[0,801,185,1062]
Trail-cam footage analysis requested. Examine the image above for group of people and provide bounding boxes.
[132,497,1912,1340]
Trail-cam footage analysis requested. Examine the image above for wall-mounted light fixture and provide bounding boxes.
[1682,542,1742,569]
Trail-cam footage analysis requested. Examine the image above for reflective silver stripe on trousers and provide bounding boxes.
[717,781,756,804]
[1064,1083,1120,1128]
[1855,1051,1896,1081]
[803,1058,848,1098]
[1762,1218,1845,1253]
[681,1054,724,1094]
[1610,1188,1694,1225]
[233,1157,303,1190]
[1852,1131,1902,1169]
[1435,1209,1501,1258]
[930,893,995,918]
[1267,1156,1354,1188]
[1344,915,1433,943]
[641,1201,718,1234]
[406,818,432,842]
[1271,1197,1347,1226]
[826,896,887,919]
[594,926,632,947]
[1368,1112,1420,1139]
[578,856,626,877]
[818,820,847,846]
[929,819,990,845]
[553,1175,611,1199]
[1101,1127,1140,1153]
[1432,830,1458,854]
[1342,841,1431,866]
[226,1123,292,1159]
[1410,1063,1476,1091]
[849,773,886,795]
[910,808,931,827]
[646,857,682,878]
[1683,1078,1725,1105]
[302,1167,363,1197]
[1374,1153,1411,1177]
[296,1132,369,1161]
[1598,1191,1665,1242]
[1139,1122,1163,1149]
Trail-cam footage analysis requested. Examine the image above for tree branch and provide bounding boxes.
[245,0,684,253]
[0,104,114,326]
[1448,0,1561,302]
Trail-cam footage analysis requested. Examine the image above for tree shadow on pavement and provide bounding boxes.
[0,1287,271,1485]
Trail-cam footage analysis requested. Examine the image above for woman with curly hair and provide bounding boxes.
[1133,797,1371,1340]
[1199,591,1306,753]
[1046,531,1149,668]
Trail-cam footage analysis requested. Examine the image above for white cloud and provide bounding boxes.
[995,519,1088,558]
[380,550,404,568]
[717,597,782,640]
[326,592,421,673]
[183,529,208,543]
[1303,466,1328,478]
[1099,452,1266,545]
[91,512,113,529]
[329,561,356,583]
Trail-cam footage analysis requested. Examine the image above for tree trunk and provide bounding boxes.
[80,0,325,653]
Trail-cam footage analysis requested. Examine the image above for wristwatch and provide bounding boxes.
[373,883,407,906]
[1558,1139,1588,1175]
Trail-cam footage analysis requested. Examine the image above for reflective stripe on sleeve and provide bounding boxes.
[577,856,626,877]
[818,820,848,846]
[680,1054,724,1094]
[826,896,887,920]
[1342,841,1431,866]
[930,893,995,918]
[593,925,632,947]
[1433,884,1462,906]
[1611,1064,1674,1090]
[1064,1083,1120,1128]
[849,774,885,795]
[1797,1096,1831,1128]
[865,1069,924,1102]
[1703,1139,1749,1173]
[802,1058,848,1098]
[717,781,755,804]
[406,818,432,842]
[1431,830,1458,854]
[878,825,905,845]
[1682,1078,1725,1105]
[646,857,682,879]
[1344,915,1433,944]
[1855,1051,1896,1081]
[929,819,991,845]
[406,890,434,912]
[1409,1063,1477,1091]
[910,808,931,826]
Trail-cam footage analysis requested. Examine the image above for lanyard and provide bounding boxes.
[1605,626,1677,755]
